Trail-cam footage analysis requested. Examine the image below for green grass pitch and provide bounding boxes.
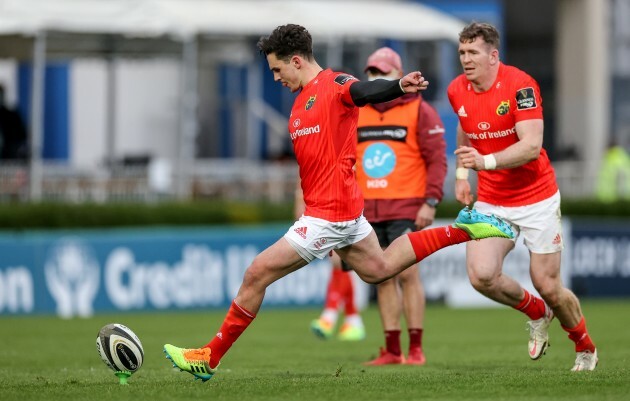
[1,299,628,401]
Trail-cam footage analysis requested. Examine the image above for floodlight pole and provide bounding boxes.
[29,31,47,202]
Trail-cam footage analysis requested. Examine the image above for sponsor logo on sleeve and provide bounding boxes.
[334,74,357,85]
[516,87,537,110]
[496,100,510,116]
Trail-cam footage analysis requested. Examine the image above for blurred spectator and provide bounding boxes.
[0,83,28,160]
[596,140,630,202]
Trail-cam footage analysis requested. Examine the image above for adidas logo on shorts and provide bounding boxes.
[552,233,562,245]
[294,226,308,239]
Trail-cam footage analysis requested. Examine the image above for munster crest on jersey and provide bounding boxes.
[496,100,510,116]
[305,95,316,110]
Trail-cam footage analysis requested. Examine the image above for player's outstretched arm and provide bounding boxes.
[349,72,428,107]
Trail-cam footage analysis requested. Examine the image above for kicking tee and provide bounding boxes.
[448,63,558,206]
[289,69,364,222]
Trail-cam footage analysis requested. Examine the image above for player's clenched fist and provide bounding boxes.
[400,71,429,93]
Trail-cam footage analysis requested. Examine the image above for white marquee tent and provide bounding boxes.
[0,0,464,44]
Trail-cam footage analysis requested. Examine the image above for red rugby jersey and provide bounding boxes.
[289,69,364,222]
[447,63,558,206]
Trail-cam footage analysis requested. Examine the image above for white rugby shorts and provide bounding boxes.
[474,191,563,254]
[284,214,373,262]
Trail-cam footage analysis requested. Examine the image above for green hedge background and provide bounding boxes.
[0,199,627,229]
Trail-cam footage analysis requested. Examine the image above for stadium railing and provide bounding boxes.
[0,159,598,203]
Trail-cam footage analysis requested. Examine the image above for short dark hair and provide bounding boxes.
[459,22,500,49]
[257,24,314,62]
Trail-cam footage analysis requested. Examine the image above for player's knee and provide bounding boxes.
[535,282,562,307]
[353,260,391,284]
[359,272,384,284]
[241,267,258,288]
[468,269,498,293]
[356,269,387,284]
[242,259,270,289]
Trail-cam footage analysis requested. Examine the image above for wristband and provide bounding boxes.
[455,167,469,180]
[483,154,497,170]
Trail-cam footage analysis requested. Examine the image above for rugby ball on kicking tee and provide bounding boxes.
[96,323,144,373]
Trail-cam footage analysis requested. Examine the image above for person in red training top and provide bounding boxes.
[163,23,515,382]
[448,22,597,371]
[354,47,446,366]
